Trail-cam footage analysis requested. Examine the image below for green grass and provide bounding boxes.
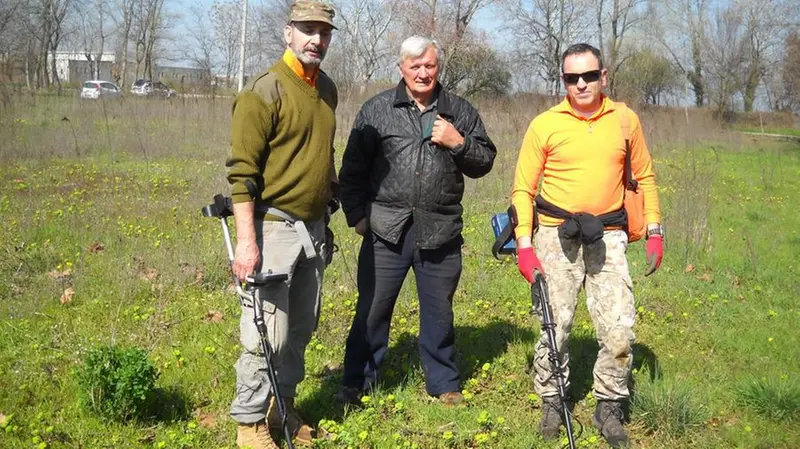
[736,377,800,423]
[1,98,799,448]
[631,369,708,440]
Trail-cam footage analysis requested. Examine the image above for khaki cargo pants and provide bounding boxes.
[230,218,325,424]
[532,226,635,401]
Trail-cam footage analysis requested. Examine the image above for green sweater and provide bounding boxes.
[226,59,338,222]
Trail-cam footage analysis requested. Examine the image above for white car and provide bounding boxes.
[80,80,122,100]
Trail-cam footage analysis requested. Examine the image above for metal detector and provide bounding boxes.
[531,271,581,449]
[202,194,295,449]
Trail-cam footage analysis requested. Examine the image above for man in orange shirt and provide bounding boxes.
[511,43,664,448]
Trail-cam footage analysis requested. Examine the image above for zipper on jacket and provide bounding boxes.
[407,105,425,243]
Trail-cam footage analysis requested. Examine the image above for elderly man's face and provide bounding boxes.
[562,51,607,113]
[284,21,333,66]
[399,45,439,98]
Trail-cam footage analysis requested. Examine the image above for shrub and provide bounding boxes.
[76,344,159,421]
[737,377,800,422]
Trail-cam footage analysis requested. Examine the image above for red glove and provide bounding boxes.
[517,247,544,283]
[644,235,663,276]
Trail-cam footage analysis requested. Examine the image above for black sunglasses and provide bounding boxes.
[563,70,602,85]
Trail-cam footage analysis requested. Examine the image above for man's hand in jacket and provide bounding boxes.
[432,115,465,150]
[517,246,544,284]
[354,217,369,236]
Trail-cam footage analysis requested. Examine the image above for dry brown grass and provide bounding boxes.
[2,89,779,163]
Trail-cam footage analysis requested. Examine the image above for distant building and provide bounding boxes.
[1,51,212,88]
[49,51,116,84]
[0,54,25,83]
[152,65,211,86]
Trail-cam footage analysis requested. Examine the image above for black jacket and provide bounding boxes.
[339,81,497,249]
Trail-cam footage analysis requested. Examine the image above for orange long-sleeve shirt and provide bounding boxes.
[511,96,661,239]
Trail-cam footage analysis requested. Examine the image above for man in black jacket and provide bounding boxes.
[337,35,497,406]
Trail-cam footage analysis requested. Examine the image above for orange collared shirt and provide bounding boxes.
[282,49,318,87]
[511,96,661,238]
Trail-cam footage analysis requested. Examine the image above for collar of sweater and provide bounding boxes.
[282,49,318,86]
[273,55,322,101]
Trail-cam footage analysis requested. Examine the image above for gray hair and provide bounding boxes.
[397,35,444,66]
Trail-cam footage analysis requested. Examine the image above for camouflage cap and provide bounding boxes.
[290,0,337,29]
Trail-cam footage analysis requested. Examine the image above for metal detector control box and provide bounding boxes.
[491,211,516,255]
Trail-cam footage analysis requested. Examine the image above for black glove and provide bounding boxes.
[329,182,341,214]
[322,226,337,266]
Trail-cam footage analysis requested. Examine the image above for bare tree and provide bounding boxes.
[336,0,399,92]
[37,0,74,90]
[183,4,215,75]
[249,0,292,71]
[447,34,511,96]
[779,31,800,112]
[390,0,499,92]
[113,0,136,89]
[735,0,795,112]
[503,0,591,95]
[210,0,242,87]
[20,0,75,89]
[614,47,682,105]
[131,0,166,80]
[73,0,115,80]
[704,4,746,115]
[658,0,708,107]
[595,0,646,95]
[0,0,23,82]
[0,0,21,38]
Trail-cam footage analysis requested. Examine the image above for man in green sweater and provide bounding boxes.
[224,2,338,448]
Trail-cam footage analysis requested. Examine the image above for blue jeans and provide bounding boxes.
[342,221,462,396]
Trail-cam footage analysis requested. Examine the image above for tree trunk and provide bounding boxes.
[597,0,604,60]
[689,0,704,106]
[742,63,760,112]
[51,45,61,93]
[121,7,131,88]
[95,7,105,80]
[25,51,31,89]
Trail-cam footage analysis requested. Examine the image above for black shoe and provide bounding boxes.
[593,400,629,448]
[334,386,363,407]
[539,396,565,440]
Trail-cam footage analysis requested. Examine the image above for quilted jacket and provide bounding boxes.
[339,81,497,249]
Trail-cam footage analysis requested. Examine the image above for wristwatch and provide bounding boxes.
[646,224,665,240]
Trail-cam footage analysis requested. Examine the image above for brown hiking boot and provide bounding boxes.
[267,396,315,446]
[593,400,629,448]
[237,420,279,449]
[539,396,564,440]
[438,391,464,406]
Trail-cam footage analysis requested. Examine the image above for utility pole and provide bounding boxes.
[237,0,248,91]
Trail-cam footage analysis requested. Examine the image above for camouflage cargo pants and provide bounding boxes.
[532,225,635,401]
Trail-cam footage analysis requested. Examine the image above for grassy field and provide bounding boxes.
[1,95,798,449]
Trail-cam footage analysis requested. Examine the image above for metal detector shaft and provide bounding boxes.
[532,271,576,449]
[203,196,295,449]
[251,282,294,449]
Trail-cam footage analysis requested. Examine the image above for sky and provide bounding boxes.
[170,0,505,57]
